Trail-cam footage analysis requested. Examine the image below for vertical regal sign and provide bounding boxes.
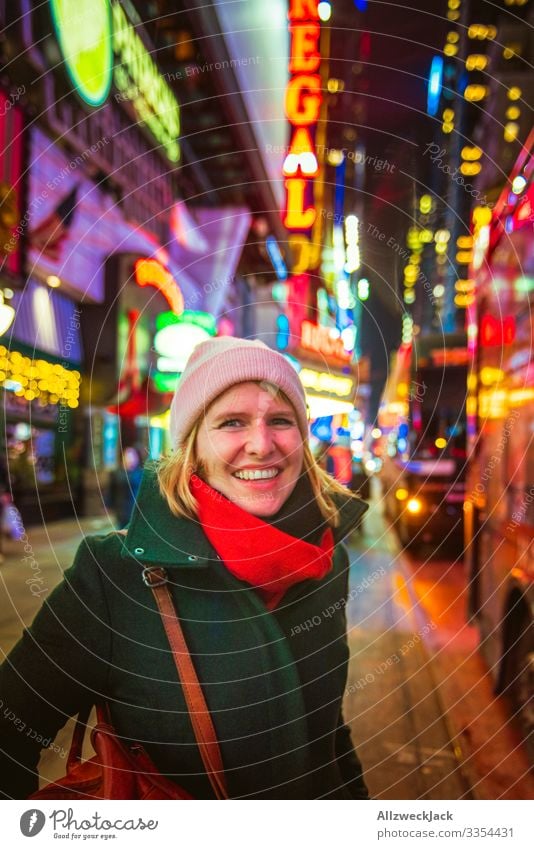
[284,0,320,233]
[283,0,321,342]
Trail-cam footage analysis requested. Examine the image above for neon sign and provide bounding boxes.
[299,367,354,399]
[113,2,180,163]
[300,320,351,362]
[283,0,321,232]
[266,236,288,280]
[134,259,184,315]
[480,315,516,347]
[154,311,216,384]
[50,1,180,162]
[49,0,113,108]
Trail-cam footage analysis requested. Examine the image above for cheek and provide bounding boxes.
[282,437,304,469]
[196,431,241,469]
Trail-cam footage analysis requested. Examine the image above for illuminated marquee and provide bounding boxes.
[283,0,321,233]
[134,259,185,315]
[0,346,80,407]
[299,367,354,399]
[301,320,351,362]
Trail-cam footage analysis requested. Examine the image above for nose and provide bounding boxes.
[245,422,274,457]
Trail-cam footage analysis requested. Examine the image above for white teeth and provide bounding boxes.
[234,468,279,480]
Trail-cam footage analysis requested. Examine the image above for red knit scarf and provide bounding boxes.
[190,474,334,609]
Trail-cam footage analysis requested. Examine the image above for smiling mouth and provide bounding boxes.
[233,468,280,481]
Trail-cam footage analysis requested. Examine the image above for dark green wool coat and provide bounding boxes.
[0,470,368,800]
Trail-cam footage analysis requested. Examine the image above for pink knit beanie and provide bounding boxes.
[169,337,308,446]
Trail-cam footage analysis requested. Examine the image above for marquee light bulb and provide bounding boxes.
[318,2,332,21]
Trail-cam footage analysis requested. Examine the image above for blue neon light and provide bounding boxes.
[427,56,443,116]
[334,159,346,222]
[311,417,333,442]
[354,0,368,10]
[266,236,288,281]
[276,314,290,350]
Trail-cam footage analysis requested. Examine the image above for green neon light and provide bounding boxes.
[49,0,113,108]
[112,2,180,162]
[154,372,180,393]
[155,311,217,334]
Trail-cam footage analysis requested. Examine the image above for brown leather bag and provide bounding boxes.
[30,567,228,800]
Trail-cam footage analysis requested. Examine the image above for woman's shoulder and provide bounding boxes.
[69,530,128,573]
[58,530,141,604]
[81,528,127,547]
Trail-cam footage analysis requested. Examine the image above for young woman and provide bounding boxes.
[0,337,368,799]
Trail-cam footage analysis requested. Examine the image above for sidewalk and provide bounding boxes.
[397,548,534,800]
[345,496,534,801]
[0,516,115,654]
[344,504,474,800]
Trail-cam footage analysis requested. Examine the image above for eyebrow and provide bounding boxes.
[210,408,296,424]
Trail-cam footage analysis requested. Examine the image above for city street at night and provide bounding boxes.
[0,0,533,836]
[345,491,534,801]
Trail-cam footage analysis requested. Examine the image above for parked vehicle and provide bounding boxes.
[464,129,534,760]
[378,334,468,552]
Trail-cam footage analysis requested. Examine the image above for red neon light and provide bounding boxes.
[288,0,319,20]
[514,183,533,225]
[134,258,184,315]
[301,320,351,362]
[504,316,516,344]
[0,90,24,275]
[284,0,321,234]
[480,314,516,347]
[289,23,321,74]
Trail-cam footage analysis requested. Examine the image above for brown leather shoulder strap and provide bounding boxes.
[145,569,229,800]
[67,705,91,770]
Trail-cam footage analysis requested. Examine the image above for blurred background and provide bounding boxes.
[0,0,532,799]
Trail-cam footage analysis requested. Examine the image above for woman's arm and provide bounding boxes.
[0,537,112,799]
[333,544,369,799]
[335,710,369,799]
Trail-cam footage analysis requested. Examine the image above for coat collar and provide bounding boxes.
[121,466,215,566]
[332,491,369,542]
[122,466,368,566]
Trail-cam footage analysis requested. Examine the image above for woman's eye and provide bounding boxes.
[219,419,243,428]
[271,417,295,426]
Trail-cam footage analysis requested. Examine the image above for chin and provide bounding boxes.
[233,492,284,517]
[243,500,282,518]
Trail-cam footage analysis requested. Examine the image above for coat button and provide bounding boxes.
[134,547,145,555]
[188,554,198,562]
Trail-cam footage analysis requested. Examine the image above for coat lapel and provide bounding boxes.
[121,466,216,566]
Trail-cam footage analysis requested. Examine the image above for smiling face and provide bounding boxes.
[194,381,305,516]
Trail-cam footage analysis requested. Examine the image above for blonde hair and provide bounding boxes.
[157,387,361,527]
